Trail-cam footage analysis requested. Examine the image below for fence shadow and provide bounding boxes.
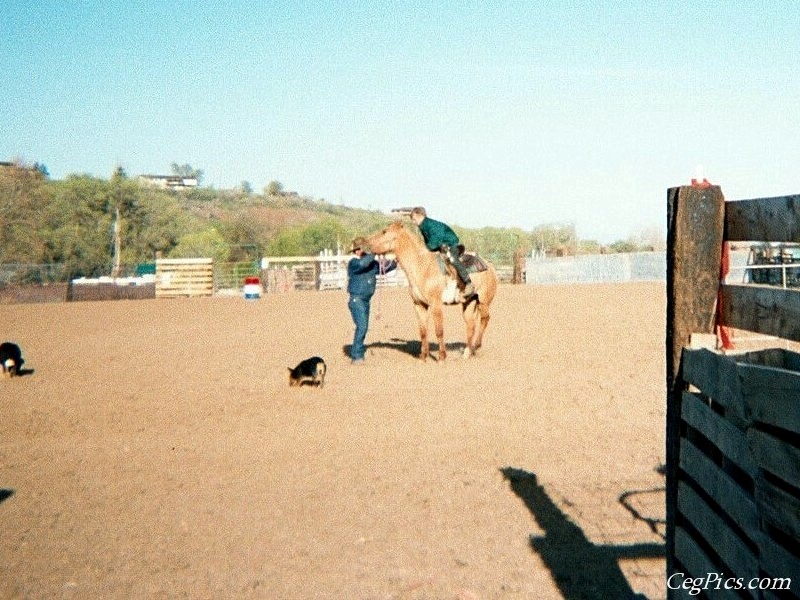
[618,488,666,540]
[0,489,14,504]
[501,467,664,600]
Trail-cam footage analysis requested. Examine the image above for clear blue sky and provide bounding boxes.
[3,1,799,242]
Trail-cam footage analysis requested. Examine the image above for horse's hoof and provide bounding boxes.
[462,348,473,358]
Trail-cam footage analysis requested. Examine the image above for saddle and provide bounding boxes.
[435,248,489,275]
[436,249,489,305]
[459,250,489,273]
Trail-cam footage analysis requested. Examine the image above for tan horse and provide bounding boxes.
[365,221,498,361]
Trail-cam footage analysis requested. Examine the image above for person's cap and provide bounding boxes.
[351,237,367,252]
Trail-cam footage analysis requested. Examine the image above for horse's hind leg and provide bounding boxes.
[462,302,477,358]
[463,302,489,358]
[474,306,490,351]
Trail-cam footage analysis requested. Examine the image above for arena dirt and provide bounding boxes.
[1,283,667,599]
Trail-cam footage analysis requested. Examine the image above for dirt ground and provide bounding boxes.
[1,282,668,599]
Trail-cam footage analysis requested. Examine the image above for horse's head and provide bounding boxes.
[366,221,405,254]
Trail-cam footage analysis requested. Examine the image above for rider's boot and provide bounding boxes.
[460,280,476,302]
[442,244,477,302]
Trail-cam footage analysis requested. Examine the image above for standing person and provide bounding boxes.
[409,206,476,300]
[347,237,397,364]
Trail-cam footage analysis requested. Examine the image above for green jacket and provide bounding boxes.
[417,216,459,251]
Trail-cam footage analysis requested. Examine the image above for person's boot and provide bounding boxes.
[461,281,476,301]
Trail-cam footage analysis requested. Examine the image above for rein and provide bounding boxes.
[374,254,388,321]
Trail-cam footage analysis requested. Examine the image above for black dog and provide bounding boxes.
[0,342,24,378]
[288,356,326,387]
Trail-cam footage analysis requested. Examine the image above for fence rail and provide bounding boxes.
[155,258,214,298]
[1,254,515,304]
[666,186,800,599]
[0,263,71,285]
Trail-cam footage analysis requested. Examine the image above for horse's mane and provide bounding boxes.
[391,221,432,262]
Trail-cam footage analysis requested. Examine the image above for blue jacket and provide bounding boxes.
[347,253,397,297]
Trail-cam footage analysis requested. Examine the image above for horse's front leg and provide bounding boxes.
[413,303,430,361]
[431,301,446,361]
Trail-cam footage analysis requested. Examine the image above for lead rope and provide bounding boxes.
[374,255,387,322]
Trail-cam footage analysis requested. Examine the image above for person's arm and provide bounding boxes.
[418,220,445,251]
[348,253,378,276]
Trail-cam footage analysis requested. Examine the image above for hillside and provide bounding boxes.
[184,192,396,251]
[0,165,582,279]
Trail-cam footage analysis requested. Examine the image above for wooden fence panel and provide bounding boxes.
[679,437,759,536]
[720,284,800,343]
[724,195,800,242]
[760,528,800,585]
[677,481,759,582]
[680,390,757,478]
[674,528,744,600]
[672,347,800,599]
[668,187,800,599]
[155,258,214,298]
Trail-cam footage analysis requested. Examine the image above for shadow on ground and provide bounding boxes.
[342,338,466,359]
[619,488,666,540]
[501,467,664,600]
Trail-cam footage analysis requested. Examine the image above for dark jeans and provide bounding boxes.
[443,247,472,285]
[348,294,371,360]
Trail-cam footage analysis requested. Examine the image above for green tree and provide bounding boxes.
[219,214,266,261]
[121,184,197,263]
[608,240,638,253]
[530,223,578,256]
[578,239,603,254]
[42,175,117,277]
[0,162,50,264]
[170,163,204,185]
[264,218,347,256]
[33,162,50,178]
[170,227,229,262]
[264,180,284,197]
[457,226,530,265]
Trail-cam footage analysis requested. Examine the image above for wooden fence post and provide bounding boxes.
[512,247,525,284]
[664,185,725,588]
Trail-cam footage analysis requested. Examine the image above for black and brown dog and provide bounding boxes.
[288,356,326,387]
[0,342,24,378]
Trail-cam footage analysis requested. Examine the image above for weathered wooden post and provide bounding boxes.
[664,185,725,589]
[512,246,526,284]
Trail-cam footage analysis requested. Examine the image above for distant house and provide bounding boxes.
[137,174,198,190]
[0,161,45,176]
